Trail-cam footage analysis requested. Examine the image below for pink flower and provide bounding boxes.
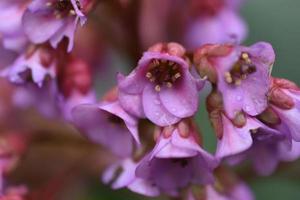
[118,42,204,126]
[0,0,30,51]
[105,120,218,196]
[22,0,92,52]
[206,90,279,159]
[185,0,247,49]
[194,42,275,119]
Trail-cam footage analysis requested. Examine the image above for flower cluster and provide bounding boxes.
[0,0,299,199]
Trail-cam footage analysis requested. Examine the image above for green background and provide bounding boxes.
[88,0,300,199]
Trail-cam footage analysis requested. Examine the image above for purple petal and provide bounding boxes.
[216,115,260,158]
[22,10,64,44]
[71,103,133,157]
[159,72,199,118]
[152,131,199,159]
[252,144,279,176]
[117,72,147,95]
[118,89,145,118]
[100,101,140,144]
[142,84,180,126]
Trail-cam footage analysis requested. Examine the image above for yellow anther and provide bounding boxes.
[69,9,76,15]
[166,82,173,88]
[174,73,181,79]
[146,72,152,78]
[235,79,242,86]
[155,85,161,92]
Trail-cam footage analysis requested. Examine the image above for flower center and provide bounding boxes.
[46,0,82,18]
[145,59,182,92]
[224,52,256,86]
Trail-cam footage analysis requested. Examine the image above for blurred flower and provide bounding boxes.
[12,81,60,118]
[206,90,279,159]
[118,42,203,126]
[194,42,275,119]
[72,91,139,157]
[57,56,96,120]
[22,0,91,52]
[1,45,57,87]
[0,0,30,51]
[184,0,247,49]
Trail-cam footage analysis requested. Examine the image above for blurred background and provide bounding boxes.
[2,0,300,199]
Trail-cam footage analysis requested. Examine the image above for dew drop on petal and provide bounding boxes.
[236,96,242,101]
[154,99,160,105]
[245,105,251,112]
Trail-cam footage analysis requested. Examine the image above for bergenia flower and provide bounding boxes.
[57,57,96,120]
[0,0,30,51]
[22,0,91,52]
[206,90,279,158]
[185,0,247,49]
[118,42,204,126]
[107,119,218,197]
[268,77,300,141]
[72,88,139,157]
[1,45,57,87]
[12,81,60,118]
[194,42,275,119]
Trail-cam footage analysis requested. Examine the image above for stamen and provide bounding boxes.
[166,82,173,88]
[224,72,232,83]
[155,85,161,92]
[69,9,76,15]
[146,72,152,78]
[153,60,160,66]
[235,79,242,86]
[174,73,181,79]
[241,52,249,60]
[146,58,182,90]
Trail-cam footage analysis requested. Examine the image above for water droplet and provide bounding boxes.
[171,108,177,113]
[236,96,242,101]
[245,105,251,111]
[154,99,160,105]
[155,112,160,116]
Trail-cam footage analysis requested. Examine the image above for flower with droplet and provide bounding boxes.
[1,45,57,87]
[72,88,139,157]
[118,42,204,126]
[184,0,247,49]
[194,42,275,119]
[227,129,300,176]
[22,0,92,52]
[206,90,277,158]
